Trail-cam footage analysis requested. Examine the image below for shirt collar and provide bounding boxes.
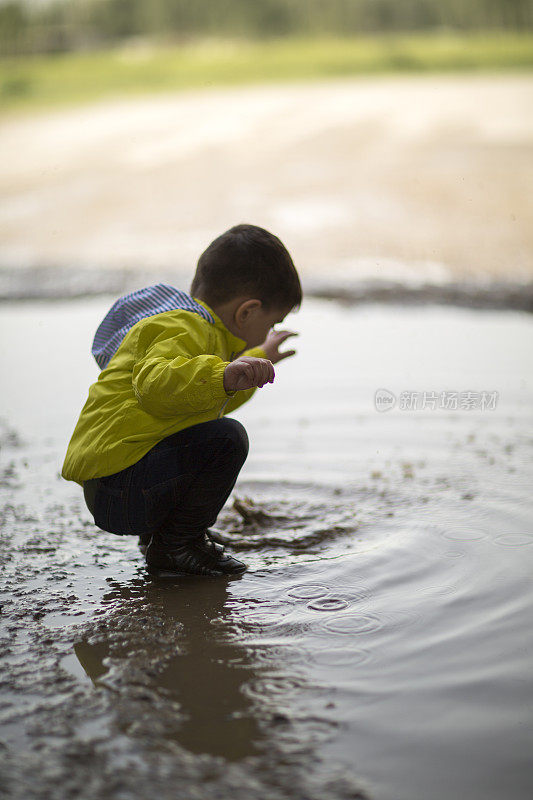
[193,297,248,353]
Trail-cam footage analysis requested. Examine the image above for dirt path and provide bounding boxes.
[1,74,532,282]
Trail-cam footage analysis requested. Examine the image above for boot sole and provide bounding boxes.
[147,565,222,578]
[146,565,247,579]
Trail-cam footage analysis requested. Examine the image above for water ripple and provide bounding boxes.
[307,597,349,612]
[493,533,533,547]
[247,645,310,668]
[382,608,426,629]
[244,676,304,699]
[287,584,329,599]
[442,527,487,541]
[321,613,383,635]
[243,612,285,628]
[417,585,457,598]
[310,648,372,668]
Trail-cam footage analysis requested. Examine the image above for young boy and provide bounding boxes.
[61,224,301,578]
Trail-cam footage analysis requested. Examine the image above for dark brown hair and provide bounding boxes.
[190,223,302,312]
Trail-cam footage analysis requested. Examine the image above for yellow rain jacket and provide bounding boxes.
[61,298,266,485]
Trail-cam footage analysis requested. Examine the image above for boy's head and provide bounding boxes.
[190,223,302,348]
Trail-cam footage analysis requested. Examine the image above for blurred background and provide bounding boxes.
[1,0,532,57]
[1,0,532,305]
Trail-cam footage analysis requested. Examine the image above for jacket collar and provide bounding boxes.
[193,297,248,354]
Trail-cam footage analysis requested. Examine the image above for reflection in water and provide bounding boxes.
[74,639,109,684]
[74,577,266,761]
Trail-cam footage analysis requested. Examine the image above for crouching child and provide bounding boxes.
[61,223,301,577]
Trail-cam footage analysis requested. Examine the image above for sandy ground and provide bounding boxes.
[1,74,533,284]
[1,296,533,800]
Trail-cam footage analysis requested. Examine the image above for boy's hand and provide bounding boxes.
[223,357,275,392]
[261,329,299,364]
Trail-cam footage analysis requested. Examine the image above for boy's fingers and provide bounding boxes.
[275,330,298,341]
[253,361,266,387]
[235,357,274,388]
[278,349,296,360]
[253,364,262,387]
[241,363,255,388]
[258,359,274,387]
[263,360,273,385]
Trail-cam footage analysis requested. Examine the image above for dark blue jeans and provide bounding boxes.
[83,417,249,546]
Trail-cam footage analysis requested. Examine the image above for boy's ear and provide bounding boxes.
[235,298,262,324]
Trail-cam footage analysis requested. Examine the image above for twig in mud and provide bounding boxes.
[233,496,272,526]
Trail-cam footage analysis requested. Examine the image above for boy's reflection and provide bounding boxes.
[74,576,265,761]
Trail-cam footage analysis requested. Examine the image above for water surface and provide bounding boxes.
[1,297,532,800]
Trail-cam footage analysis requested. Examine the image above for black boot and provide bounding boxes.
[138,533,152,556]
[145,531,247,578]
[139,528,228,557]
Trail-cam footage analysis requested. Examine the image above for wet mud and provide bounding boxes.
[0,424,373,800]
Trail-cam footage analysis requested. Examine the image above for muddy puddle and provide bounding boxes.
[1,296,533,800]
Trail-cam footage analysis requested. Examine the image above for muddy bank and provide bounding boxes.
[2,264,533,314]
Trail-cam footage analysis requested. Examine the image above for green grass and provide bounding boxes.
[1,32,533,115]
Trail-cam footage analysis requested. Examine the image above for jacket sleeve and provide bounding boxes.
[131,317,235,418]
[222,345,268,415]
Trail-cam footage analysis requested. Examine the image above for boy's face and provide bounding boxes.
[237,302,290,349]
